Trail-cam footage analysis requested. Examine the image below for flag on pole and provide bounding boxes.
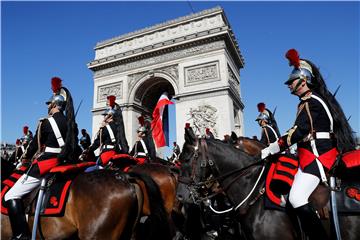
[151,92,174,148]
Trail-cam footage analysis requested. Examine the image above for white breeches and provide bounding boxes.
[4,174,41,201]
[288,168,320,208]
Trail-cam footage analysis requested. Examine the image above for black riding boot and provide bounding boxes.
[285,200,304,239]
[295,203,328,240]
[6,199,31,240]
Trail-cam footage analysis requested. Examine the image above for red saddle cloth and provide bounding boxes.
[265,154,299,206]
[342,149,360,168]
[1,162,95,216]
[110,154,145,171]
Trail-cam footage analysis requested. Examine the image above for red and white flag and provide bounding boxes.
[151,92,174,148]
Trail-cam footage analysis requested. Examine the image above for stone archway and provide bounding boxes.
[88,6,245,148]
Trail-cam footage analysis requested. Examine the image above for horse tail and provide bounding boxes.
[128,172,172,240]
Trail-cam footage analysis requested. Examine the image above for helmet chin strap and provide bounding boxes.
[291,78,305,94]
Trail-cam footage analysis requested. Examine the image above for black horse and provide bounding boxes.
[179,127,360,240]
[176,137,243,240]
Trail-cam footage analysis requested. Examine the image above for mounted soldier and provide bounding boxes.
[86,95,129,167]
[21,126,33,149]
[205,127,215,139]
[261,49,356,239]
[170,141,181,161]
[4,76,79,239]
[130,116,156,163]
[9,139,24,168]
[106,95,129,154]
[256,102,280,146]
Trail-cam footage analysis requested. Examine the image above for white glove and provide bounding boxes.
[261,141,280,159]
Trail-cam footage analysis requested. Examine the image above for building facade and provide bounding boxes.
[88,6,245,147]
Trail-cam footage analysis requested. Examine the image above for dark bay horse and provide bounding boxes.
[128,163,179,239]
[179,128,360,240]
[1,169,170,240]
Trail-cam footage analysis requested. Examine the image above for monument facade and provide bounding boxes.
[88,6,245,147]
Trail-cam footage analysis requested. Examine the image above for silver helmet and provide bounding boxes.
[102,107,115,116]
[256,112,270,123]
[285,60,314,85]
[137,126,147,133]
[46,94,66,110]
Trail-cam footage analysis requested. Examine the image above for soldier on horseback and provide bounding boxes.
[21,126,33,148]
[261,49,356,239]
[85,95,129,166]
[130,117,156,163]
[256,102,280,146]
[4,77,79,240]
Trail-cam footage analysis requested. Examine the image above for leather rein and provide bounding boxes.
[190,138,264,191]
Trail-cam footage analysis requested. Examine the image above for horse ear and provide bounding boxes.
[184,126,196,145]
[230,131,238,142]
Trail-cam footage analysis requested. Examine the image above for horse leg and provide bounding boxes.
[338,215,360,240]
[241,199,297,240]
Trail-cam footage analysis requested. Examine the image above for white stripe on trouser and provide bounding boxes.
[4,174,41,201]
[288,168,320,208]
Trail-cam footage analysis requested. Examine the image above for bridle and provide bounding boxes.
[188,137,266,213]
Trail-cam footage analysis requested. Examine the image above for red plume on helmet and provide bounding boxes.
[107,95,116,108]
[285,49,300,68]
[23,126,29,135]
[51,77,62,93]
[257,102,266,112]
[138,115,145,126]
[185,123,191,129]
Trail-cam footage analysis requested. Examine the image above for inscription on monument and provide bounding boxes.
[97,82,123,103]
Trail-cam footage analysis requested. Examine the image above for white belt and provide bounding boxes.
[102,145,114,150]
[315,132,331,139]
[45,147,61,153]
[136,152,147,157]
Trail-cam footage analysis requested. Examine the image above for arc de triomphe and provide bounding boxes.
[88,6,245,147]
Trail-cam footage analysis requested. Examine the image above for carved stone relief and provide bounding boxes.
[94,40,225,78]
[187,104,218,137]
[97,82,123,103]
[185,61,220,86]
[127,65,179,91]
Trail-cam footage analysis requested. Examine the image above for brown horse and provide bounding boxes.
[128,163,178,216]
[1,169,170,240]
[233,136,265,156]
[128,163,179,239]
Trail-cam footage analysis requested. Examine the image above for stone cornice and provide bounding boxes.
[95,6,223,48]
[88,28,229,69]
[89,6,244,69]
[90,38,227,78]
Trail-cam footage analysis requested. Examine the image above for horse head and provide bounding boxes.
[180,127,267,213]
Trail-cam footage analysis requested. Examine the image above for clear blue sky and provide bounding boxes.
[1,1,359,150]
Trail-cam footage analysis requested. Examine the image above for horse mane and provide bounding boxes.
[237,136,266,148]
[206,138,259,163]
